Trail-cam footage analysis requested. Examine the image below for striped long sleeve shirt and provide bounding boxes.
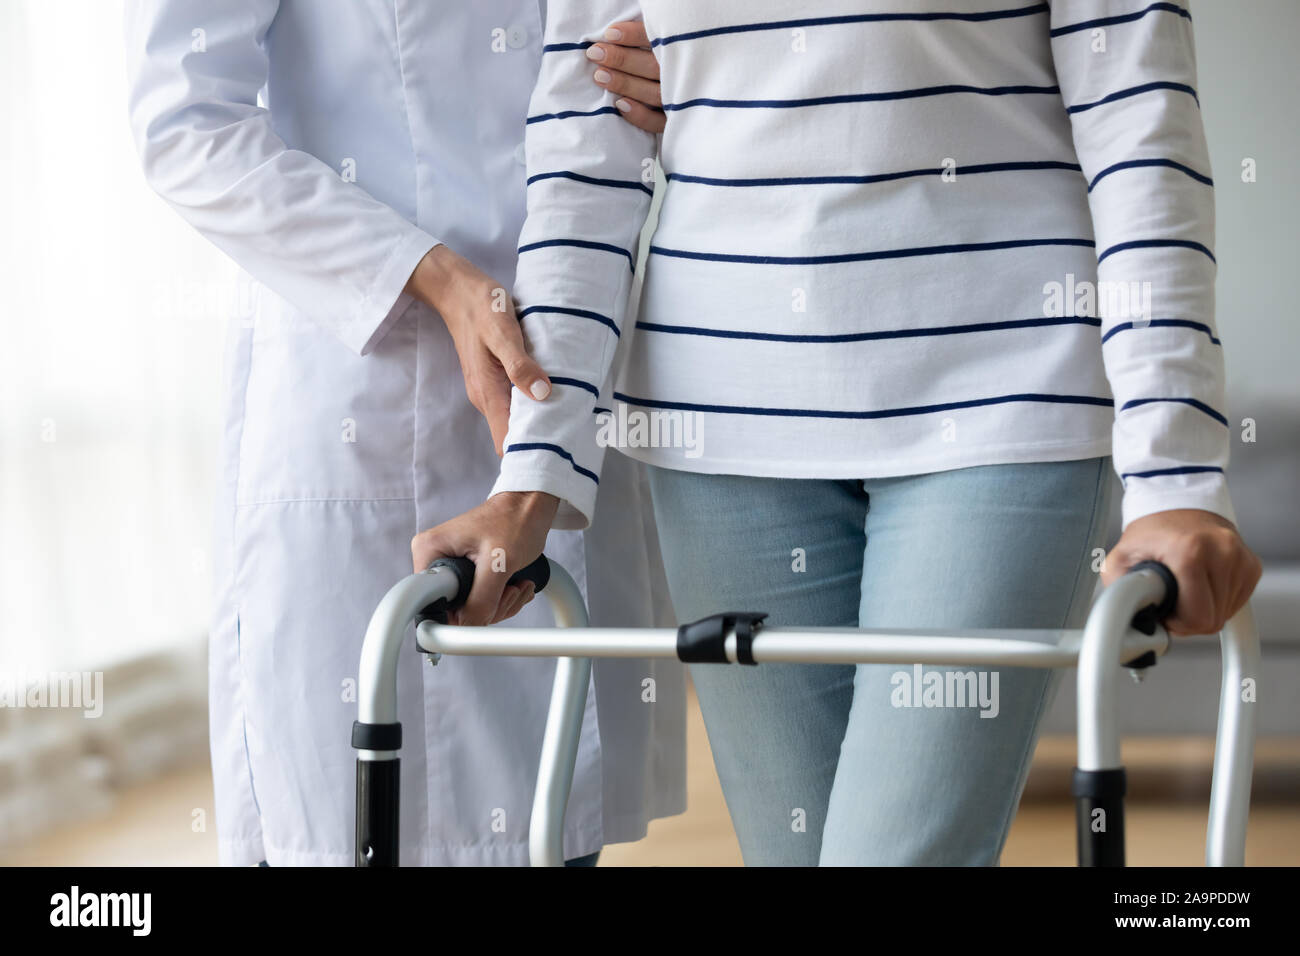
[491,0,1235,533]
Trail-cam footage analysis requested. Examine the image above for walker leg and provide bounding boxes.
[529,657,593,867]
[1206,605,1260,866]
[527,562,592,866]
[356,758,400,866]
[1075,562,1258,867]
[1072,767,1126,866]
[1074,564,1171,866]
[351,565,461,868]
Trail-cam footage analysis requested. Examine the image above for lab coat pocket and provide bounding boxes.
[236,293,417,505]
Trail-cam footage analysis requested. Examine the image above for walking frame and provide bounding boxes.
[353,554,1259,867]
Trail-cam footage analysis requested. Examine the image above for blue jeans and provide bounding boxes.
[647,457,1113,865]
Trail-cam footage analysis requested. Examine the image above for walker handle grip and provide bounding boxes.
[1126,560,1179,634]
[421,554,551,622]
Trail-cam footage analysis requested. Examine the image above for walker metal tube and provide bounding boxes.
[530,656,592,866]
[353,564,462,866]
[418,624,1170,668]
[1206,605,1259,866]
[357,566,461,752]
[1076,568,1169,772]
[526,565,592,867]
[1073,566,1171,866]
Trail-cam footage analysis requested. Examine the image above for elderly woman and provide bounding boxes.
[414,1,1260,865]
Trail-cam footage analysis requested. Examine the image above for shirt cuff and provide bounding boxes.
[491,450,599,531]
[1120,472,1238,530]
[349,229,440,357]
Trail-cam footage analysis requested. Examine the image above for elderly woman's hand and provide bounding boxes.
[1102,509,1262,636]
[411,491,560,626]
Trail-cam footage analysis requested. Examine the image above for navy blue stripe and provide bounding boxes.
[651,4,1049,48]
[1101,318,1220,346]
[529,170,654,196]
[541,41,595,53]
[518,238,636,272]
[1120,397,1228,427]
[548,376,600,398]
[649,236,1094,267]
[1097,238,1215,264]
[636,315,1099,344]
[613,391,1113,421]
[593,407,612,416]
[527,106,621,125]
[664,84,1060,112]
[668,160,1082,189]
[1051,2,1190,37]
[518,305,621,337]
[504,442,599,485]
[1122,465,1223,480]
[1088,157,1213,191]
[1067,81,1199,114]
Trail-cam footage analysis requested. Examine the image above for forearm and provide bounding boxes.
[1049,0,1233,528]
[403,242,465,315]
[492,0,658,528]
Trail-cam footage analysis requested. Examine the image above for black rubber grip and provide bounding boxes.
[1127,560,1179,635]
[420,554,551,622]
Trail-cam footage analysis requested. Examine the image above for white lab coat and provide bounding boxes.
[124,0,684,866]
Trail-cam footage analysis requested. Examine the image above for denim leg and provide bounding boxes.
[820,458,1114,865]
[647,467,864,866]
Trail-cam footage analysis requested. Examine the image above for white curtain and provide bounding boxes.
[1,0,234,674]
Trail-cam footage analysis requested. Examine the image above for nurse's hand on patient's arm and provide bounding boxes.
[410,491,560,626]
[1102,509,1262,636]
[590,21,665,134]
[405,244,551,455]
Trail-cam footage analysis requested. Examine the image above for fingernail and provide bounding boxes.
[530,379,551,400]
[614,98,632,113]
[593,69,611,84]
[604,28,622,42]
[585,44,606,61]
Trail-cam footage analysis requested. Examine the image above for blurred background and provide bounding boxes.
[1,0,1296,865]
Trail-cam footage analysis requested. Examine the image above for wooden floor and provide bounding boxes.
[5,689,1298,866]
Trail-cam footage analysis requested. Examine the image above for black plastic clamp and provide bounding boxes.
[1071,766,1127,799]
[676,612,768,665]
[1124,650,1159,671]
[352,720,402,751]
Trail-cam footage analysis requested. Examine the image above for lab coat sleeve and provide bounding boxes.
[1049,1,1235,529]
[123,0,438,356]
[489,1,657,529]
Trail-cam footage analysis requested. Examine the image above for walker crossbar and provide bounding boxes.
[354,557,1258,868]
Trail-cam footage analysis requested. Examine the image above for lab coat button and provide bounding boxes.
[506,26,529,49]
[514,142,527,165]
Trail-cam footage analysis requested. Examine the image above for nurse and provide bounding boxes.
[124,0,683,866]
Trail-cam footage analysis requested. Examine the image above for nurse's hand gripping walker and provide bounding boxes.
[353,555,1258,867]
